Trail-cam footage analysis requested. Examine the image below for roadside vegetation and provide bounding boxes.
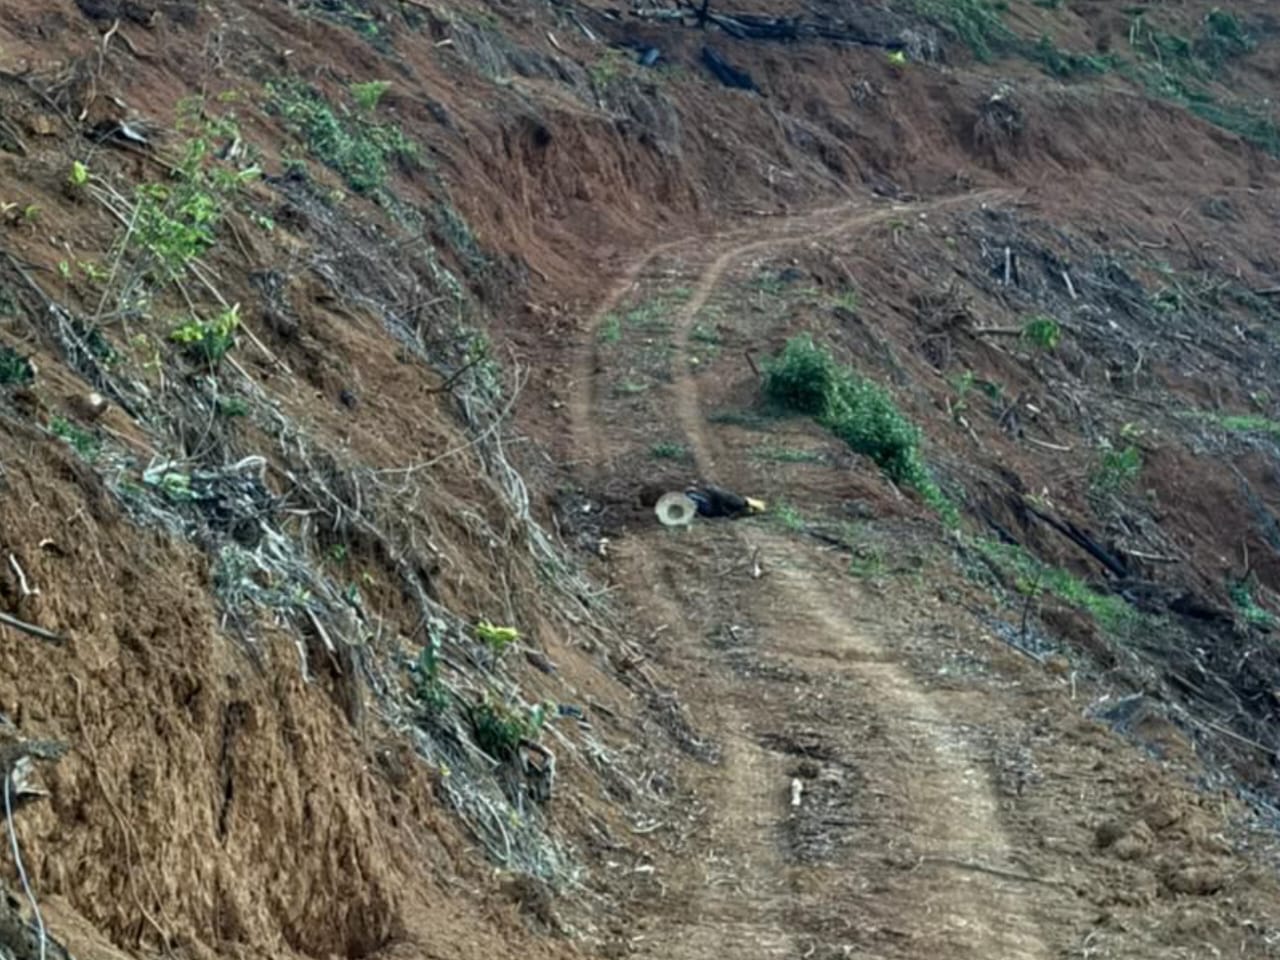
[762,335,955,522]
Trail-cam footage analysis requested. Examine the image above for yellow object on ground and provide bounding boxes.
[745,497,767,515]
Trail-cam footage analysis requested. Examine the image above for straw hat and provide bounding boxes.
[655,492,697,527]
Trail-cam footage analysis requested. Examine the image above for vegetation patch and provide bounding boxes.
[973,537,1138,634]
[751,445,823,464]
[763,335,953,521]
[1190,411,1280,437]
[1092,444,1142,493]
[49,416,101,461]
[1028,36,1114,79]
[268,79,420,195]
[906,0,1014,62]
[649,440,690,461]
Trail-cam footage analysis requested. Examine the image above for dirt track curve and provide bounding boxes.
[569,189,1065,959]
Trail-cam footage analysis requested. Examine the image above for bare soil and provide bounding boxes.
[1,1,1280,960]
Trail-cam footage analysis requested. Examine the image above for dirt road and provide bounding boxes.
[570,190,1064,958]
[564,187,1280,960]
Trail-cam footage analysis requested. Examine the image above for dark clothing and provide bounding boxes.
[685,484,749,518]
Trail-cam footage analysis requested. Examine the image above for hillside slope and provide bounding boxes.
[1,1,1280,959]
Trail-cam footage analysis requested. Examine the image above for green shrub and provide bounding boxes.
[268,79,419,194]
[469,698,546,761]
[1021,316,1061,350]
[762,335,835,416]
[170,303,240,366]
[349,80,391,111]
[1093,444,1142,492]
[763,335,953,521]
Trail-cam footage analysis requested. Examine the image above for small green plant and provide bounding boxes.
[349,80,392,111]
[1201,412,1280,436]
[690,322,721,345]
[20,204,39,225]
[598,313,621,343]
[68,160,89,189]
[589,48,626,88]
[1092,444,1142,492]
[155,471,197,502]
[170,303,240,366]
[49,416,100,461]
[415,633,451,717]
[78,260,108,283]
[848,544,887,578]
[250,213,275,232]
[1020,316,1062,350]
[1229,578,1274,628]
[217,396,249,417]
[469,697,545,760]
[773,501,807,533]
[329,543,349,563]
[0,345,34,385]
[649,440,689,460]
[829,288,862,313]
[474,620,519,654]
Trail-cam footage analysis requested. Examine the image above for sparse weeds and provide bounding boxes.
[589,48,628,88]
[751,445,823,464]
[907,0,1013,62]
[1028,35,1114,78]
[706,408,778,429]
[624,298,672,332]
[829,287,861,314]
[268,79,419,195]
[973,537,1137,634]
[763,335,954,522]
[1191,411,1280,437]
[49,416,100,461]
[1125,11,1279,155]
[773,501,808,533]
[650,440,689,460]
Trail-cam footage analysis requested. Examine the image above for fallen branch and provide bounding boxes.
[0,611,64,645]
[1121,547,1180,564]
[7,554,37,597]
[1172,221,1205,271]
[1024,436,1072,452]
[917,854,1069,889]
